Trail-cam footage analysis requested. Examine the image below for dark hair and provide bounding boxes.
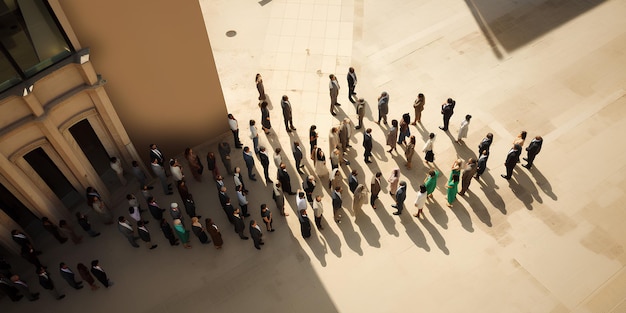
[486,133,493,139]
[520,131,527,139]
[91,260,99,267]
[375,172,382,177]
[391,119,398,127]
[132,160,139,167]
[419,185,427,193]
[429,133,435,139]
[109,157,117,162]
[452,174,460,182]
[59,220,67,227]
[118,216,125,222]
[261,204,267,210]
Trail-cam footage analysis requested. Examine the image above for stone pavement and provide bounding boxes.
[4,0,626,312]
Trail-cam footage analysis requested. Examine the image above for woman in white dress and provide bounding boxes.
[456,114,472,144]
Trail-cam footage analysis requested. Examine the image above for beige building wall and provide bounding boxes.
[55,0,229,164]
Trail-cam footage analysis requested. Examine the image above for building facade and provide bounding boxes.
[0,0,228,253]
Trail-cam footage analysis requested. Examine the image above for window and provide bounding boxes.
[0,0,73,92]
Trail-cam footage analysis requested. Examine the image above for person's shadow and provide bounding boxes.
[319,216,342,258]
[450,200,474,232]
[477,172,507,215]
[426,197,449,229]
[506,168,535,210]
[373,202,399,236]
[419,216,449,255]
[304,226,328,266]
[529,166,557,201]
[337,210,363,256]
[463,191,492,227]
[398,212,430,252]
[354,211,381,248]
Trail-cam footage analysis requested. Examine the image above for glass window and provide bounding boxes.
[0,0,73,92]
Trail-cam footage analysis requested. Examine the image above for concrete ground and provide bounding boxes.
[4,0,626,312]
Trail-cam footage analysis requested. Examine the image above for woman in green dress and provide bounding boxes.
[446,174,460,207]
[424,170,439,199]
[448,159,463,183]
[173,219,191,249]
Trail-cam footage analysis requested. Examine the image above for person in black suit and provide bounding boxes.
[218,187,229,209]
[0,275,22,302]
[149,144,165,167]
[292,141,304,174]
[37,267,65,300]
[258,146,272,182]
[75,212,100,237]
[59,263,83,289]
[502,144,522,180]
[137,221,158,249]
[439,98,456,131]
[478,133,493,156]
[11,230,37,252]
[90,260,112,288]
[392,181,407,215]
[363,128,373,163]
[242,146,257,181]
[348,170,359,193]
[249,220,263,250]
[147,197,165,221]
[277,163,296,195]
[281,95,296,132]
[10,275,39,301]
[160,218,179,246]
[299,209,312,239]
[475,151,489,180]
[332,186,343,223]
[232,208,248,240]
[302,175,316,206]
[523,136,543,169]
[346,67,357,104]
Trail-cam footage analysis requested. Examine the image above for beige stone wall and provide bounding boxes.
[55,0,229,164]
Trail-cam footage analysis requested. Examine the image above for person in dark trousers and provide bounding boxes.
[281,95,296,132]
[232,208,249,240]
[249,220,263,250]
[439,98,456,131]
[277,163,296,195]
[160,219,179,246]
[475,151,489,180]
[90,260,113,288]
[363,128,373,163]
[75,212,100,237]
[392,181,407,215]
[137,221,158,249]
[227,114,243,148]
[147,197,166,221]
[258,146,272,182]
[478,133,493,156]
[502,144,522,180]
[299,209,312,239]
[11,275,40,301]
[347,67,357,104]
[523,136,543,169]
[37,267,65,300]
[59,262,83,289]
[292,141,304,174]
[42,217,67,244]
[0,275,22,302]
[242,146,257,181]
[117,216,139,248]
[349,170,359,193]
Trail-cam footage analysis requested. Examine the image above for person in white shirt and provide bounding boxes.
[273,147,283,169]
[423,132,435,165]
[413,185,428,218]
[312,195,324,230]
[227,114,243,148]
[169,159,184,182]
[296,190,308,215]
[109,157,126,185]
[249,120,260,154]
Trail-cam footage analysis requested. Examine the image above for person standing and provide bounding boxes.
[249,120,260,154]
[475,151,489,180]
[413,185,428,218]
[370,172,382,209]
[233,166,249,194]
[281,95,296,132]
[183,193,199,219]
[243,146,258,181]
[513,131,527,148]
[76,263,98,291]
[137,221,158,249]
[232,208,249,240]
[446,174,460,207]
[191,217,210,245]
[41,217,67,244]
[109,157,127,185]
[439,98,456,131]
[423,132,436,165]
[258,146,272,182]
[0,275,22,302]
[260,101,272,134]
[173,219,192,248]
[218,142,234,175]
[338,118,353,153]
[363,128,373,163]
[170,202,184,222]
[329,127,340,153]
[147,197,166,221]
[169,158,184,183]
[205,218,223,249]
[149,144,166,170]
[392,181,407,215]
[449,159,463,183]
[59,263,83,290]
[523,136,543,169]
[260,204,274,232]
[302,175,316,206]
[352,184,369,216]
[347,67,357,104]
[296,190,308,216]
[227,114,243,149]
[331,167,342,191]
[309,125,318,152]
[458,158,477,196]
[273,147,283,169]
[184,148,203,182]
[37,267,65,300]
[277,163,296,195]
[388,168,400,196]
[313,147,330,185]
[348,169,359,193]
[255,73,266,101]
[75,212,100,237]
[151,158,172,195]
[131,160,151,190]
[160,218,179,246]
[405,135,416,169]
[386,119,399,153]
[249,220,263,250]
[90,260,113,288]
[272,182,288,216]
[376,91,389,125]
[478,133,493,156]
[312,195,324,230]
[424,170,439,199]
[299,209,312,239]
[11,275,40,300]
[411,93,425,125]
[501,144,522,180]
[236,185,250,217]
[355,98,366,129]
[456,114,472,144]
[332,186,343,223]
[293,141,305,174]
[329,74,340,116]
[117,217,139,248]
[397,113,410,145]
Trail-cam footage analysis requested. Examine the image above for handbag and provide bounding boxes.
[425,150,435,161]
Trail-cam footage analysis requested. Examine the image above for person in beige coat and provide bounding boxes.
[405,135,416,169]
[411,93,425,125]
[370,172,382,209]
[351,184,369,217]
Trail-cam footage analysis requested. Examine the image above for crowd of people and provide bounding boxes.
[1,68,544,303]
